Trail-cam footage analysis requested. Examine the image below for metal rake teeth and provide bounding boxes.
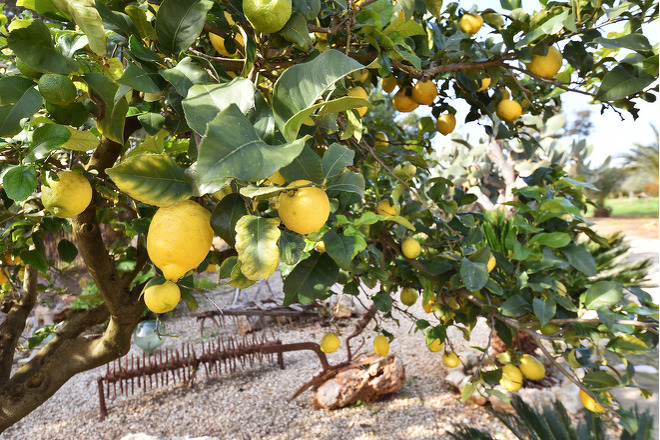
[96,333,283,420]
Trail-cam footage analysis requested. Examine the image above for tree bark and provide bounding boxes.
[0,121,146,432]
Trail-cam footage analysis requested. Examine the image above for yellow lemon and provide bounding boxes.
[392,87,419,113]
[459,13,483,34]
[382,75,398,93]
[401,238,421,259]
[0,269,8,285]
[411,79,437,105]
[487,255,496,272]
[267,170,286,186]
[540,323,560,335]
[143,280,181,314]
[400,287,418,306]
[500,364,523,392]
[212,184,233,201]
[579,389,606,413]
[315,241,326,253]
[526,46,563,79]
[373,335,390,356]
[355,69,369,82]
[210,32,245,57]
[436,113,456,135]
[41,170,93,218]
[376,199,399,216]
[348,86,369,117]
[476,78,491,92]
[147,200,214,281]
[243,0,292,33]
[443,351,460,368]
[519,354,545,380]
[277,180,330,235]
[374,131,389,149]
[427,338,444,352]
[496,99,522,122]
[320,332,341,353]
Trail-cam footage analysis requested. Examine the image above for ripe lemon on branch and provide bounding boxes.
[209,12,244,57]
[376,199,399,216]
[392,86,419,113]
[243,0,292,33]
[373,335,390,356]
[41,170,93,218]
[401,238,421,259]
[277,180,330,235]
[411,79,437,105]
[347,86,369,117]
[320,332,340,353]
[459,13,483,34]
[526,46,563,79]
[500,364,523,392]
[496,99,522,122]
[143,280,181,314]
[436,113,456,135]
[400,287,418,306]
[147,200,214,281]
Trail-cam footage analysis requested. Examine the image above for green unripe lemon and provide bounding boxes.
[38,74,77,106]
[400,287,418,306]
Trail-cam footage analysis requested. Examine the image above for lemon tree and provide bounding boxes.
[0,0,657,433]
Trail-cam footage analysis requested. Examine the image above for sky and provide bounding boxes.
[431,1,659,168]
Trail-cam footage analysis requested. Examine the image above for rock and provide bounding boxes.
[326,294,357,318]
[444,370,468,391]
[551,383,582,414]
[466,388,488,406]
[517,387,557,411]
[458,351,480,370]
[488,385,514,412]
[312,355,405,409]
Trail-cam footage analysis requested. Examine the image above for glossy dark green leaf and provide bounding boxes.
[326,171,365,198]
[126,5,157,41]
[7,20,78,74]
[155,0,214,54]
[95,1,138,38]
[2,165,38,202]
[138,113,167,136]
[210,193,248,248]
[606,334,649,355]
[292,0,321,20]
[283,252,338,305]
[278,230,306,265]
[561,242,597,276]
[528,232,571,248]
[500,294,531,317]
[118,62,164,93]
[323,229,355,270]
[82,73,129,143]
[596,65,655,102]
[106,153,193,207]
[160,57,209,97]
[0,78,43,137]
[279,12,313,51]
[532,297,556,326]
[21,248,48,272]
[460,258,488,291]
[321,143,355,179]
[197,105,307,193]
[280,145,324,185]
[371,290,393,312]
[272,49,365,141]
[57,238,78,263]
[25,124,72,163]
[595,34,652,51]
[583,371,619,390]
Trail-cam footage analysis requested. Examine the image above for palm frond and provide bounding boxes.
[448,425,494,440]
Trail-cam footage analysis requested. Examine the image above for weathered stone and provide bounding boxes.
[312,355,405,409]
[444,370,468,391]
[326,294,357,318]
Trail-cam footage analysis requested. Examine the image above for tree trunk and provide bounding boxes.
[0,121,145,432]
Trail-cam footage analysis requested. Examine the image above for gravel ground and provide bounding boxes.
[2,278,517,440]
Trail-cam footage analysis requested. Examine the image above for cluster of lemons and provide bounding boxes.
[320,331,390,357]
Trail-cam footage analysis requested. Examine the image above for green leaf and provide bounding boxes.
[323,229,355,270]
[461,380,477,403]
[155,0,214,54]
[51,0,107,56]
[95,1,138,38]
[500,294,531,317]
[160,57,209,97]
[278,230,306,265]
[606,334,649,355]
[182,78,270,136]
[371,290,393,312]
[82,73,129,144]
[210,193,248,248]
[561,243,597,276]
[279,12,313,51]
[583,371,619,390]
[595,65,655,102]
[321,143,355,179]
[106,153,193,207]
[528,232,571,248]
[118,63,164,94]
[62,127,100,151]
[326,171,365,198]
[2,165,38,202]
[292,0,321,20]
[126,35,163,62]
[272,49,365,142]
[283,252,339,305]
[125,5,157,41]
[7,20,78,74]
[196,105,307,193]
[235,215,281,281]
[460,258,488,291]
[57,238,78,263]
[17,0,71,20]
[138,113,166,136]
[532,297,556,326]
[281,145,324,185]
[594,34,652,51]
[584,281,623,311]
[21,248,48,272]
[25,124,72,163]
[222,257,257,289]
[0,78,43,137]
